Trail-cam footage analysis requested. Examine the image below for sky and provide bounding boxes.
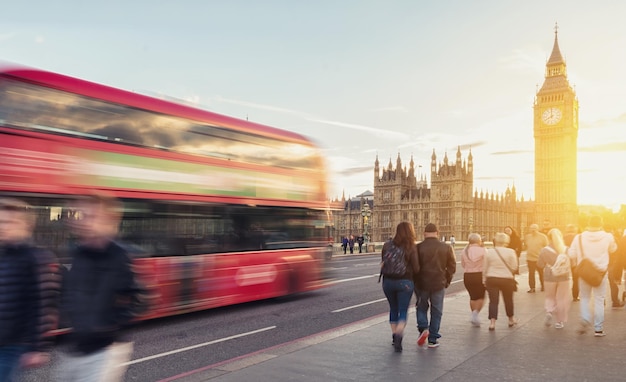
[2,1,626,210]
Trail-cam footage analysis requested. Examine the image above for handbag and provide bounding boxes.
[494,248,518,291]
[576,235,606,287]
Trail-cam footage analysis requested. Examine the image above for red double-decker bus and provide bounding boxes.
[0,64,332,322]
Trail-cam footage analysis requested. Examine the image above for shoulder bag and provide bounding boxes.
[494,248,518,291]
[576,235,606,287]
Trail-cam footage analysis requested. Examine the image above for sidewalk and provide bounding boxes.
[177,272,626,382]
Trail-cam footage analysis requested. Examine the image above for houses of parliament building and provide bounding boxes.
[332,26,578,243]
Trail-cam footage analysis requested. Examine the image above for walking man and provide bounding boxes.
[55,194,147,382]
[568,215,617,336]
[414,223,456,348]
[524,224,549,293]
[0,198,60,381]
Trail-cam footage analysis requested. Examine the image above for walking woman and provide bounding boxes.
[381,222,420,352]
[538,228,571,328]
[462,233,487,327]
[483,232,519,330]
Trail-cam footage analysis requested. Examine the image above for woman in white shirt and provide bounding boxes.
[483,232,519,330]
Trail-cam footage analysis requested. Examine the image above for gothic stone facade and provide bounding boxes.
[333,148,534,243]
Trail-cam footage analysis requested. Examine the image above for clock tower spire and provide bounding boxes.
[533,24,579,230]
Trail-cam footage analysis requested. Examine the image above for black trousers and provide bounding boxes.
[527,260,544,290]
[486,277,515,320]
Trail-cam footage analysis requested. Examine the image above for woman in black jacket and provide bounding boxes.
[381,221,420,352]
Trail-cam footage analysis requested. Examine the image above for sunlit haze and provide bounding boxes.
[2,1,626,209]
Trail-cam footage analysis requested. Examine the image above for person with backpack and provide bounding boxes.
[380,222,420,352]
[537,228,571,329]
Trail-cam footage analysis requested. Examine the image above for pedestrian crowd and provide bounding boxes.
[380,214,625,353]
[0,194,146,382]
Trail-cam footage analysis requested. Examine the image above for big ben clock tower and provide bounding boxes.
[533,24,579,230]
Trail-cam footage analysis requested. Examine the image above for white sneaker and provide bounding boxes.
[544,313,553,327]
[554,322,564,329]
[470,311,481,327]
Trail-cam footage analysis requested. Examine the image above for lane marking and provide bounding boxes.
[122,326,276,366]
[323,274,379,286]
[332,298,387,313]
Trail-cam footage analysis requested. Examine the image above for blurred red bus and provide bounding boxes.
[0,64,332,323]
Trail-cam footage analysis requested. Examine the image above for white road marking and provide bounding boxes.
[332,298,388,313]
[323,274,379,286]
[122,326,277,366]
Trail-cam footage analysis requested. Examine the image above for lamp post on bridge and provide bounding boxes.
[361,203,372,243]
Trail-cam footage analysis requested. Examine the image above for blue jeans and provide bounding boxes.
[415,288,445,343]
[0,345,26,382]
[382,278,414,323]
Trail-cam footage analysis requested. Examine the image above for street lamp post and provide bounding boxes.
[361,203,372,243]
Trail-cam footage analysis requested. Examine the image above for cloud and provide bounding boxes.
[0,32,16,42]
[579,142,626,152]
[35,36,44,44]
[336,165,372,176]
[460,141,487,150]
[214,96,307,117]
[370,106,408,113]
[580,113,626,129]
[491,149,533,155]
[308,118,410,140]
[214,96,407,140]
[498,48,544,74]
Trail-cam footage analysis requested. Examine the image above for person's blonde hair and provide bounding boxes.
[547,228,566,254]
[493,232,510,247]
[468,233,482,244]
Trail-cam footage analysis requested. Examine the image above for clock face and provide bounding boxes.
[541,107,562,125]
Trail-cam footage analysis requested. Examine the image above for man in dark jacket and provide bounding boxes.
[0,198,60,381]
[55,194,146,382]
[414,223,456,348]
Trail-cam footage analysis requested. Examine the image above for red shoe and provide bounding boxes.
[417,330,429,347]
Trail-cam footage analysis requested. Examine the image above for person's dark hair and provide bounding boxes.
[0,197,36,228]
[393,221,417,252]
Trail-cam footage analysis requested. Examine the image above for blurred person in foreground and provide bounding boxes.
[524,224,549,293]
[0,198,60,381]
[483,232,519,330]
[414,223,456,348]
[55,194,147,382]
[461,233,487,327]
[563,224,580,301]
[504,226,522,268]
[567,215,617,337]
[537,228,571,329]
[380,222,420,352]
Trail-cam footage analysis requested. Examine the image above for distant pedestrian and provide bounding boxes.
[450,235,456,248]
[380,222,420,352]
[348,235,355,254]
[606,226,624,308]
[524,224,549,292]
[0,198,60,382]
[483,232,519,330]
[414,223,456,348]
[461,233,487,327]
[55,194,147,382]
[568,215,617,336]
[341,236,348,254]
[563,224,580,301]
[537,228,571,329]
[357,234,364,253]
[504,226,522,269]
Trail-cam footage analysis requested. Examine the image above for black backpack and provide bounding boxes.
[380,243,407,279]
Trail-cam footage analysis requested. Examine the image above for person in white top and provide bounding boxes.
[483,232,519,330]
[567,215,617,337]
